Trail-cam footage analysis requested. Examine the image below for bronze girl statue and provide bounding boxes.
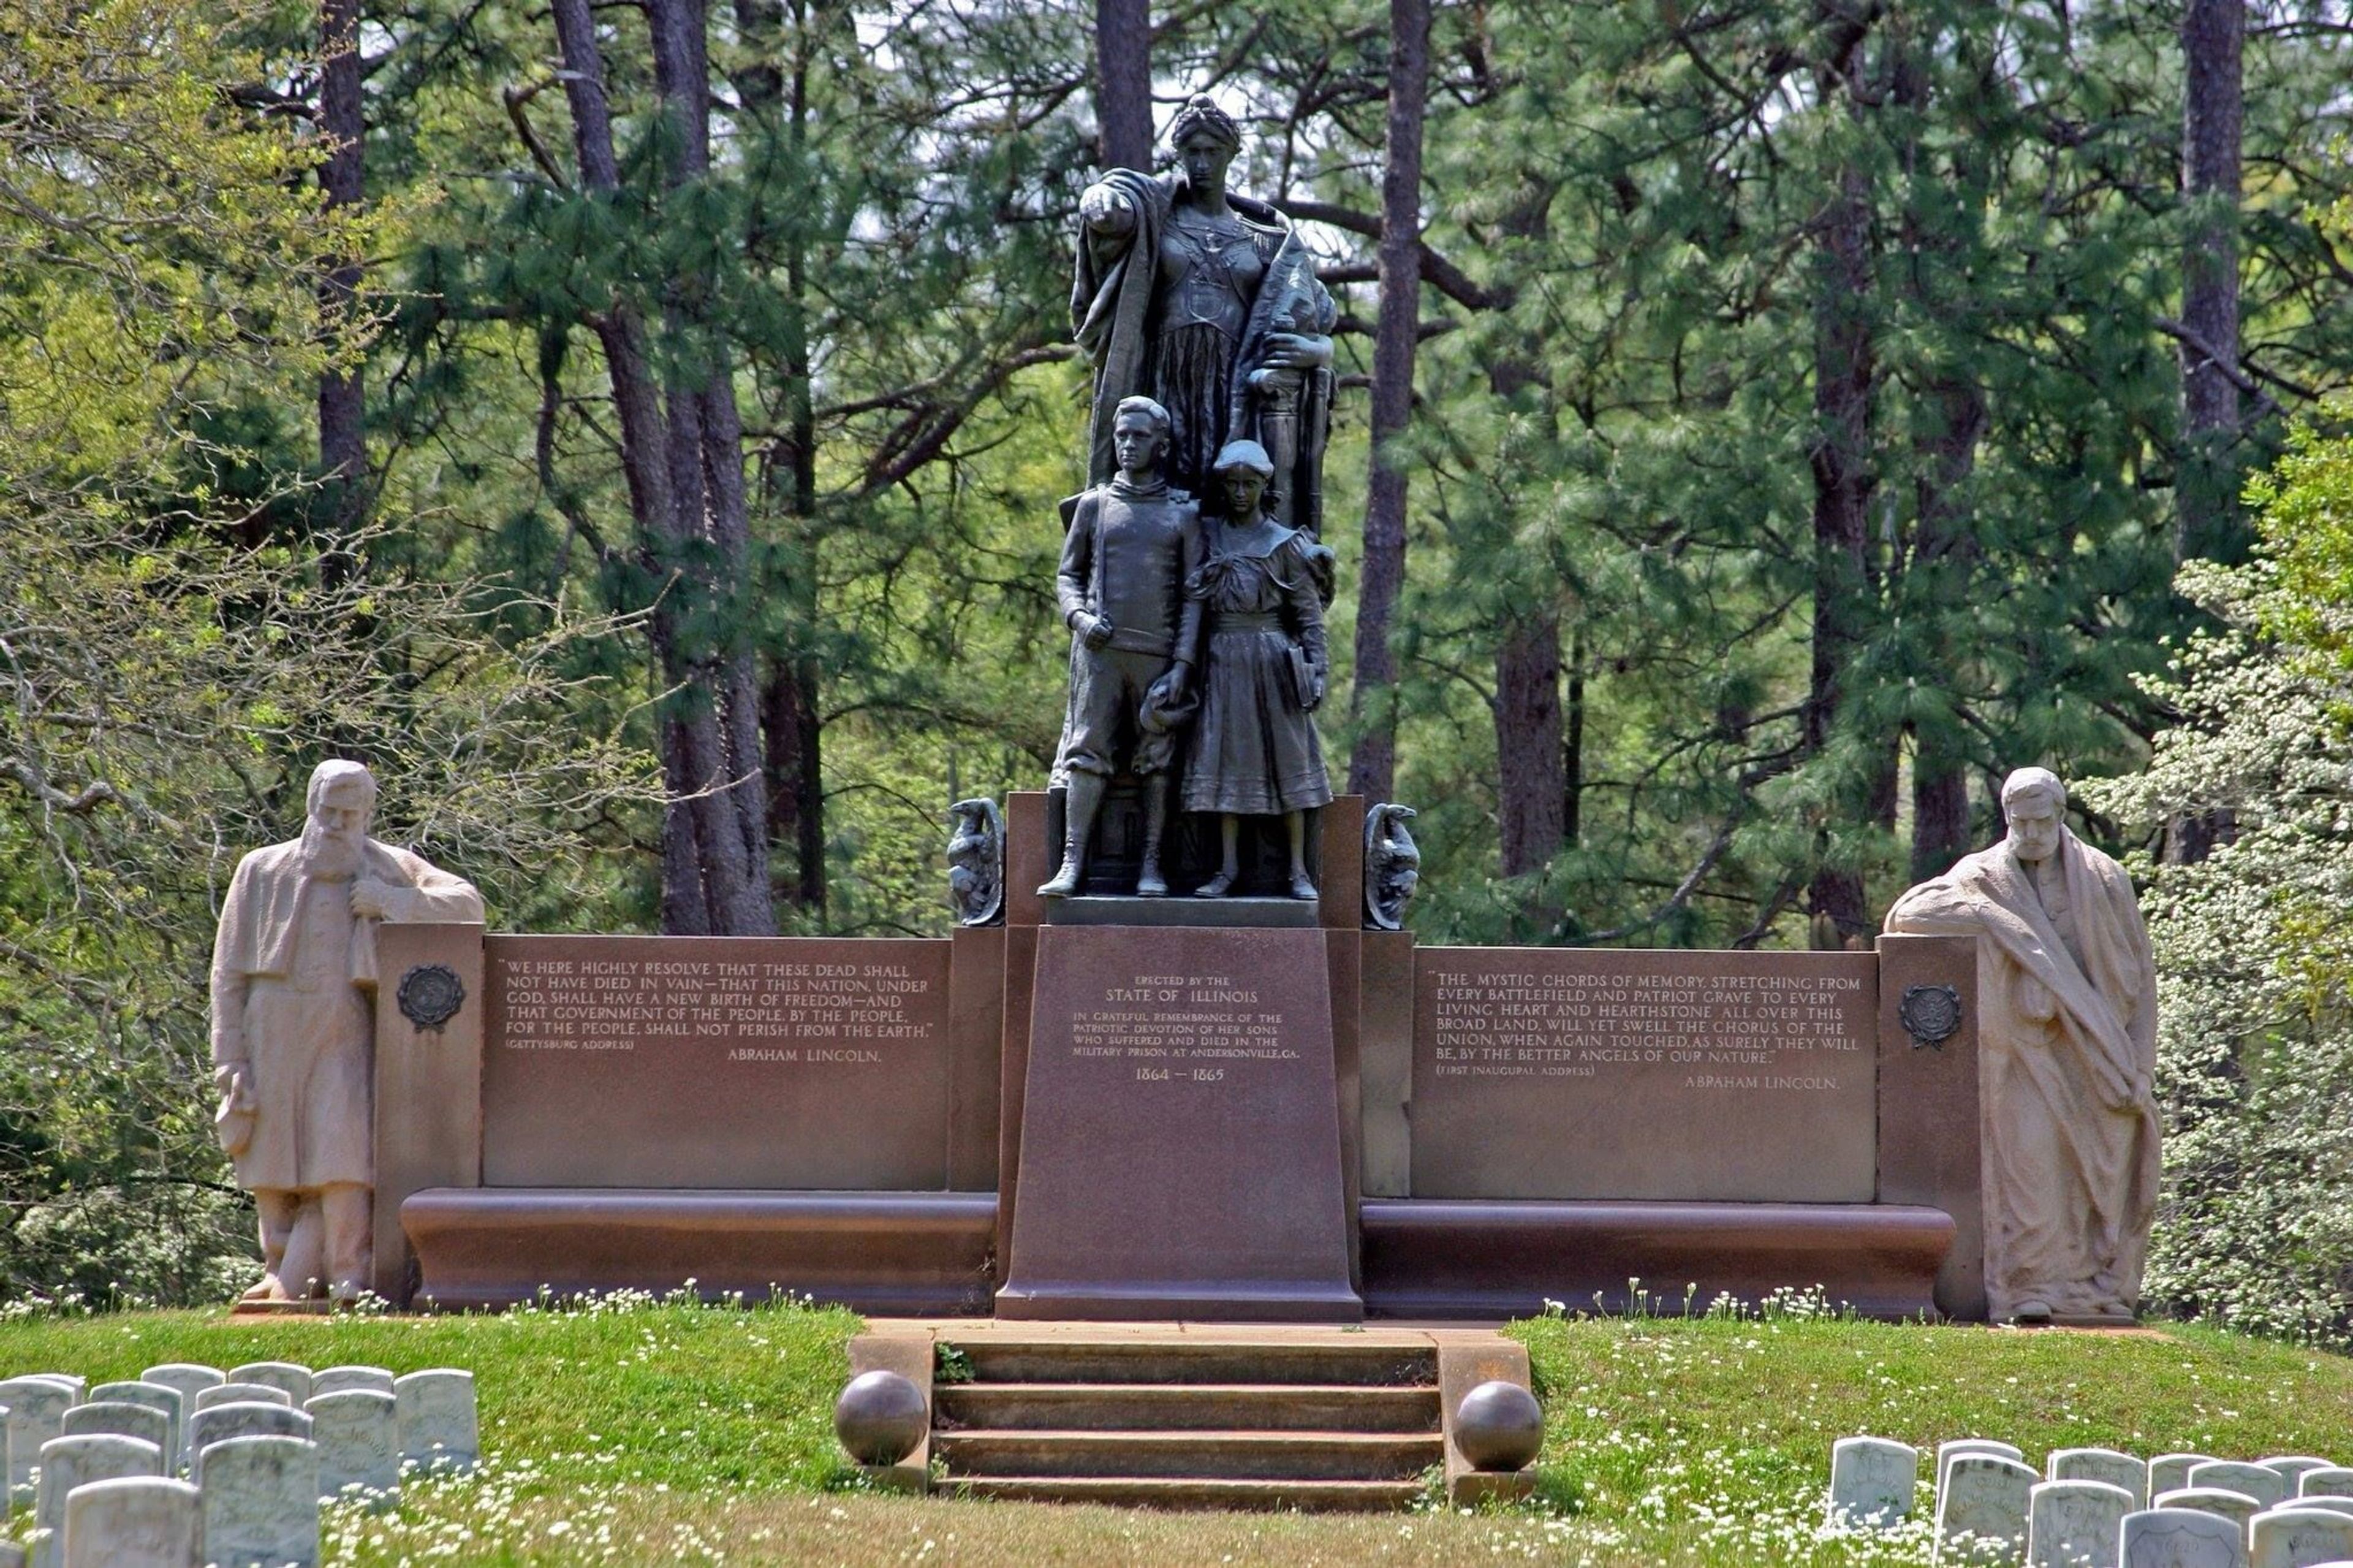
[1183,440,1333,898]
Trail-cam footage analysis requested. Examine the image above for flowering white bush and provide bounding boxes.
[2078,410,2353,1346]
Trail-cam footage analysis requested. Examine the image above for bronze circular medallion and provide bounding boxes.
[397,963,466,1031]
[1899,982,1962,1049]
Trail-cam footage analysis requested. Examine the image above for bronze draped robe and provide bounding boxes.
[1884,833,2161,1318]
[1070,169,1335,531]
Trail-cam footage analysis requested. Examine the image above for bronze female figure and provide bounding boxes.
[1183,441,1333,898]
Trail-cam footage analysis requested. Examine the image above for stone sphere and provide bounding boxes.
[833,1370,928,1466]
[1454,1379,1543,1472]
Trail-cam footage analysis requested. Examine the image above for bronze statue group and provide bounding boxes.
[1040,95,1341,901]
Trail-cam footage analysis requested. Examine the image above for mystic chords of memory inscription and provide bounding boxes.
[1409,946,1881,1202]
[1427,968,1865,1084]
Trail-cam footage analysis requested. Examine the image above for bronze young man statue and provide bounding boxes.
[1039,395,1206,898]
[210,760,483,1303]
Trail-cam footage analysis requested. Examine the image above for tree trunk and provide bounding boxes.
[1495,612,1564,878]
[551,0,771,934]
[1804,7,1878,950]
[762,654,826,912]
[1347,0,1431,805]
[1564,626,1585,848]
[316,0,366,572]
[1093,0,1151,172]
[2177,0,2243,566]
[749,0,829,915]
[1908,374,1985,885]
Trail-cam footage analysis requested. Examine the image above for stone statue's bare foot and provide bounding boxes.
[2009,1299,2053,1327]
[241,1274,290,1304]
[1194,873,1234,899]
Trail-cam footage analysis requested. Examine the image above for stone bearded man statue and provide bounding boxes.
[1883,767,2161,1324]
[210,760,483,1304]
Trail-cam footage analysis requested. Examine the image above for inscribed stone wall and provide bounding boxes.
[1410,948,1878,1202]
[482,936,953,1189]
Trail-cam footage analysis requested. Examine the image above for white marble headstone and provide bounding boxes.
[2193,1464,2289,1510]
[2159,1488,2265,1532]
[2030,1479,2134,1568]
[2249,1509,2353,1568]
[187,1406,312,1488]
[60,1475,199,1568]
[2050,1447,2150,1508]
[2124,1507,2251,1568]
[394,1371,477,1474]
[2156,1457,2225,1497]
[84,1386,181,1474]
[197,1434,319,1568]
[2287,1498,2353,1518]
[1828,1436,1917,1528]
[1938,1453,2038,1564]
[60,1402,170,1463]
[225,1365,313,1408]
[32,1435,162,1568]
[192,1385,290,1415]
[2302,1472,2353,1500]
[1941,1438,2028,1494]
[2267,1460,2340,1491]
[305,1391,399,1504]
[136,1368,219,1475]
[0,1380,76,1504]
[309,1367,395,1399]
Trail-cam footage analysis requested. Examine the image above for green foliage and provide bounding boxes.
[2079,399,2353,1344]
[0,0,659,1305]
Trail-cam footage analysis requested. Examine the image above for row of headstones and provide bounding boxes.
[0,1363,477,1568]
[1830,1434,2353,1567]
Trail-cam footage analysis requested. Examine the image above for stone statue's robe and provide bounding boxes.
[210,838,483,1191]
[1885,832,2161,1318]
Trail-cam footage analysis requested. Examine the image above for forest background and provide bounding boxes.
[5,0,2353,1344]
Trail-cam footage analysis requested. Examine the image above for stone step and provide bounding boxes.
[949,1475,1428,1512]
[942,1338,1436,1388]
[934,1382,1440,1434]
[933,1428,1444,1482]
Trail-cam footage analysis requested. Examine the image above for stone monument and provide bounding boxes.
[1884,766,2160,1325]
[210,759,483,1305]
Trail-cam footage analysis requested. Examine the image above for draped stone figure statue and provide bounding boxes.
[1072,93,1337,534]
[210,760,483,1304]
[1883,767,2161,1324]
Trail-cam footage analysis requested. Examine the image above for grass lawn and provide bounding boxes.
[3,1295,2347,1565]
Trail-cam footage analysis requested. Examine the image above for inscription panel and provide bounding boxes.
[997,924,1357,1318]
[1410,947,1877,1202]
[483,935,952,1189]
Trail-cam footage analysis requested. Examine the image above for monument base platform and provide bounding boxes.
[996,1280,1365,1324]
[401,1188,996,1314]
[1358,1199,1955,1321]
[1040,896,1319,928]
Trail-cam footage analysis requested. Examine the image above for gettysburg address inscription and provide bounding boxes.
[1411,948,1877,1202]
[482,935,952,1189]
